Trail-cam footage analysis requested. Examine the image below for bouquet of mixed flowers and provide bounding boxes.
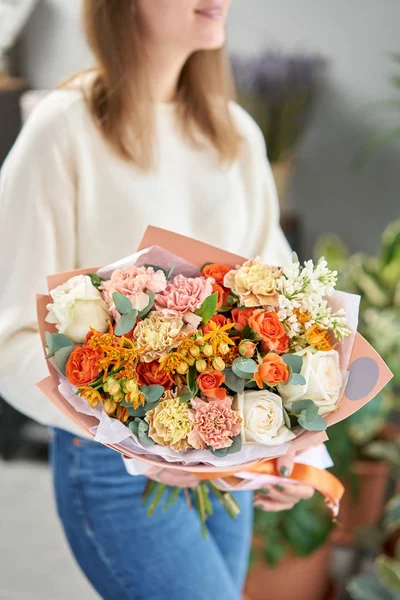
[37,227,392,535]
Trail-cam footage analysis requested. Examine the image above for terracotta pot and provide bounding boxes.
[333,460,390,546]
[245,541,333,600]
[271,157,295,215]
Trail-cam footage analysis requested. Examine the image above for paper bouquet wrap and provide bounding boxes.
[36,227,392,523]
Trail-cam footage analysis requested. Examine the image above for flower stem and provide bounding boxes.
[147,483,166,517]
[207,483,241,519]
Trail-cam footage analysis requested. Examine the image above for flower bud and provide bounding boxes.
[239,340,257,358]
[113,390,125,403]
[174,374,184,386]
[189,345,200,358]
[196,359,207,373]
[176,361,189,375]
[213,357,226,371]
[123,379,139,394]
[186,356,196,367]
[203,344,213,357]
[104,398,117,415]
[218,343,230,355]
[116,406,129,423]
[104,377,120,396]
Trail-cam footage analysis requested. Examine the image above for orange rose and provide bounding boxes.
[201,314,231,335]
[202,263,232,286]
[249,310,289,354]
[136,361,173,390]
[231,308,255,332]
[212,283,231,311]
[66,345,102,387]
[197,371,226,400]
[255,353,290,388]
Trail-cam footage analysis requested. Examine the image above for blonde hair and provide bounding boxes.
[65,0,240,170]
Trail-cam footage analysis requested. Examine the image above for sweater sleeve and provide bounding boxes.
[0,92,82,431]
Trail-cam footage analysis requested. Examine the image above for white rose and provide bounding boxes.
[46,275,111,343]
[277,349,343,416]
[236,390,295,446]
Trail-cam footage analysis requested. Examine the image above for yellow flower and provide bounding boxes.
[80,387,102,408]
[145,398,193,451]
[201,320,234,355]
[224,258,281,308]
[104,398,117,415]
[305,325,336,351]
[103,377,121,395]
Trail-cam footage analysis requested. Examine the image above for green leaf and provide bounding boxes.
[179,393,193,403]
[232,357,258,375]
[128,419,140,436]
[46,332,74,352]
[187,366,199,397]
[376,555,400,594]
[137,420,155,448]
[383,495,400,534]
[195,292,218,325]
[114,310,138,336]
[211,434,242,457]
[282,354,303,374]
[298,413,327,432]
[283,407,292,430]
[89,273,106,289]
[223,369,245,394]
[112,292,133,315]
[292,399,315,415]
[138,292,155,318]
[289,373,307,386]
[347,573,398,600]
[141,385,164,403]
[128,406,146,417]
[55,346,74,376]
[239,323,254,339]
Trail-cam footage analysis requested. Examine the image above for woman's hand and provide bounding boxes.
[146,466,200,488]
[253,454,314,512]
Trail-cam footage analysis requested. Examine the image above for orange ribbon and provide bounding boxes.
[194,460,344,516]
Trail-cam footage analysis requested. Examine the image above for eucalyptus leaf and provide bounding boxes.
[128,419,140,436]
[114,310,138,336]
[138,292,155,318]
[290,373,307,386]
[305,402,319,423]
[292,399,315,415]
[211,434,242,457]
[55,346,74,375]
[128,406,146,418]
[282,354,303,374]
[138,420,155,447]
[223,369,245,394]
[46,333,74,352]
[298,413,327,432]
[232,357,258,374]
[141,385,164,403]
[195,292,218,325]
[113,292,133,315]
[283,408,292,430]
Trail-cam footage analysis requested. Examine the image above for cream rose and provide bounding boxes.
[277,349,343,416]
[236,390,295,446]
[46,275,110,343]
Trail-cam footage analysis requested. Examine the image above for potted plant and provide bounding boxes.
[245,492,335,600]
[231,51,327,213]
[315,221,400,544]
[347,494,400,599]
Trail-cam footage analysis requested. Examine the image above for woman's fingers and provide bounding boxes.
[254,482,315,512]
[276,452,296,477]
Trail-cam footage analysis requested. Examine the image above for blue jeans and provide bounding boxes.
[50,428,253,600]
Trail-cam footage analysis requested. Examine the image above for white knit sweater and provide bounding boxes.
[0,90,291,435]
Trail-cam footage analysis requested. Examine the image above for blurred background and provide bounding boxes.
[1,1,399,599]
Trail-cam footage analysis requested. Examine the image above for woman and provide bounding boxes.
[0,1,314,599]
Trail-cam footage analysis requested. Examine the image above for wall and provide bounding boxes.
[20,0,400,256]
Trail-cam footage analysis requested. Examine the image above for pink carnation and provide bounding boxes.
[101,266,167,316]
[187,397,242,451]
[154,274,213,328]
